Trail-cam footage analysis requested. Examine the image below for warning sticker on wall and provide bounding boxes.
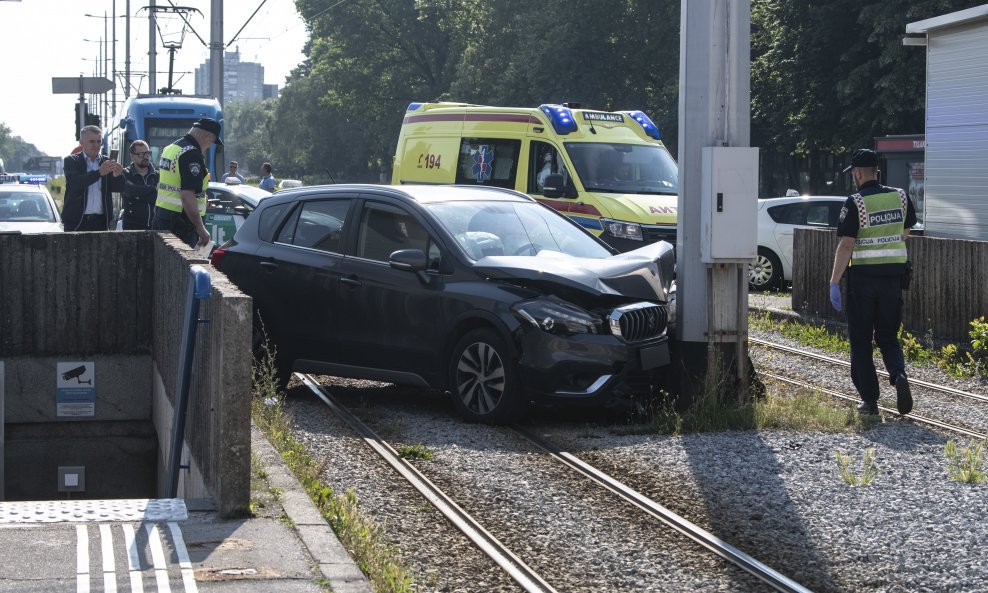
[56,362,96,417]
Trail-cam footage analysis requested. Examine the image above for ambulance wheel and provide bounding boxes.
[448,329,522,424]
[748,247,783,291]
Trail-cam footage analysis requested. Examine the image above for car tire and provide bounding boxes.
[748,247,783,291]
[448,329,522,424]
[252,312,293,391]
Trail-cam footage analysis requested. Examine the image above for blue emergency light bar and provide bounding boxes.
[622,111,661,140]
[539,104,579,135]
[406,102,424,111]
[21,174,49,184]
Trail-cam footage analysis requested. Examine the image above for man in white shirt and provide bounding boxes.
[62,125,124,231]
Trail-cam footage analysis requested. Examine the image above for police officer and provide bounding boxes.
[828,148,917,416]
[152,118,223,248]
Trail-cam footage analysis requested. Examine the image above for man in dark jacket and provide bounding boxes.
[120,140,159,230]
[62,125,124,231]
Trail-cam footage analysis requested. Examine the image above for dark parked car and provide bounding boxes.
[212,184,676,423]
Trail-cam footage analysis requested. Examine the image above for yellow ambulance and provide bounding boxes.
[391,102,679,251]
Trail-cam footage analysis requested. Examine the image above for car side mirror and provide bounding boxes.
[389,248,428,272]
[542,173,577,199]
[233,205,249,216]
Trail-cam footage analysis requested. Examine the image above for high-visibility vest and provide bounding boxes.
[849,188,908,266]
[155,141,208,216]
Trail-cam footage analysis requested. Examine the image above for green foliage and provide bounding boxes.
[970,317,988,356]
[251,337,415,593]
[397,444,434,461]
[945,438,987,485]
[223,99,278,176]
[834,448,878,486]
[0,121,44,172]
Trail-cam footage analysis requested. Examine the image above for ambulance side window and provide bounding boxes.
[529,141,570,194]
[455,138,520,189]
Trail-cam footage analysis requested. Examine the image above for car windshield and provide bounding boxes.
[427,200,612,260]
[0,191,55,222]
[565,142,678,195]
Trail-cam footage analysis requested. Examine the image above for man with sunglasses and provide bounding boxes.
[120,140,159,230]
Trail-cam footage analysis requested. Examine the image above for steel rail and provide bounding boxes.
[750,337,988,404]
[297,374,559,593]
[760,370,987,440]
[513,427,814,593]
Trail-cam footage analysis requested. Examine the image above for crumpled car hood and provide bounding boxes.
[473,241,675,301]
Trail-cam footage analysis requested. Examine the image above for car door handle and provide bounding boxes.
[259,261,278,272]
[340,276,362,287]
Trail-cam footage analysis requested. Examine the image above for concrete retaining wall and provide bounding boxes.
[0,232,252,514]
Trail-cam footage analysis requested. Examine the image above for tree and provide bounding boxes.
[223,99,278,176]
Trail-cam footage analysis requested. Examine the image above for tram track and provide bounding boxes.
[751,336,988,438]
[295,373,812,593]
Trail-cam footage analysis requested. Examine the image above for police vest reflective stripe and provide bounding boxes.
[850,188,908,266]
[155,142,208,216]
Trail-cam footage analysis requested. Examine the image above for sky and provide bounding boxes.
[0,0,308,157]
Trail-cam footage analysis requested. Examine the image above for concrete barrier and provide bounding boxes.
[0,232,251,515]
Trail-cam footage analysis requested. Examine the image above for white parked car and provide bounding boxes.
[276,179,302,190]
[0,179,63,233]
[749,194,846,291]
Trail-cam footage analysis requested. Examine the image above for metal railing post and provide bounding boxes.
[166,265,211,498]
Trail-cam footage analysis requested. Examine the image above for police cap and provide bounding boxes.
[192,118,224,145]
[842,148,878,172]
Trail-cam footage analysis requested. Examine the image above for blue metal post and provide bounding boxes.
[167,265,211,498]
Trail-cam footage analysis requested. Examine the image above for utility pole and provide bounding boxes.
[149,0,156,93]
[210,0,223,105]
[676,1,759,406]
[112,0,117,115]
[125,0,131,98]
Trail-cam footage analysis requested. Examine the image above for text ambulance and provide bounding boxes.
[391,102,679,251]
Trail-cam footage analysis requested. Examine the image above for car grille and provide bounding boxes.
[641,224,677,245]
[608,303,668,342]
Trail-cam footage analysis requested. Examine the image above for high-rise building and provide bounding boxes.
[195,48,278,103]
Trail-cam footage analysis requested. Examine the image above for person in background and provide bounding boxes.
[220,160,245,183]
[120,140,159,230]
[62,125,124,231]
[828,148,917,417]
[258,162,276,192]
[151,118,223,249]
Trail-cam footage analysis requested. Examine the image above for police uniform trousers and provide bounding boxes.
[845,267,906,403]
[151,206,198,249]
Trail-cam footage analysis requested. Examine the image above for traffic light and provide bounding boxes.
[74,102,101,138]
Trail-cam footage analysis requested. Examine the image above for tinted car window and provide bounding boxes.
[767,203,805,225]
[293,200,351,252]
[356,203,433,263]
[274,199,351,252]
[805,204,832,226]
[259,202,293,242]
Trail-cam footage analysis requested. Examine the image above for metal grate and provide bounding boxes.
[0,498,188,524]
[609,303,668,342]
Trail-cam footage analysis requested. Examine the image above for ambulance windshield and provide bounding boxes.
[566,143,678,195]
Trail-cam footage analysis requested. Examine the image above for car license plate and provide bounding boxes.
[640,344,670,370]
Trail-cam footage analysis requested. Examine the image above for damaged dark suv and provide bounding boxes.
[211,184,676,423]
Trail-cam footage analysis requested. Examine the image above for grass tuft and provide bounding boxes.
[945,438,987,485]
[397,444,434,461]
[834,448,878,486]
